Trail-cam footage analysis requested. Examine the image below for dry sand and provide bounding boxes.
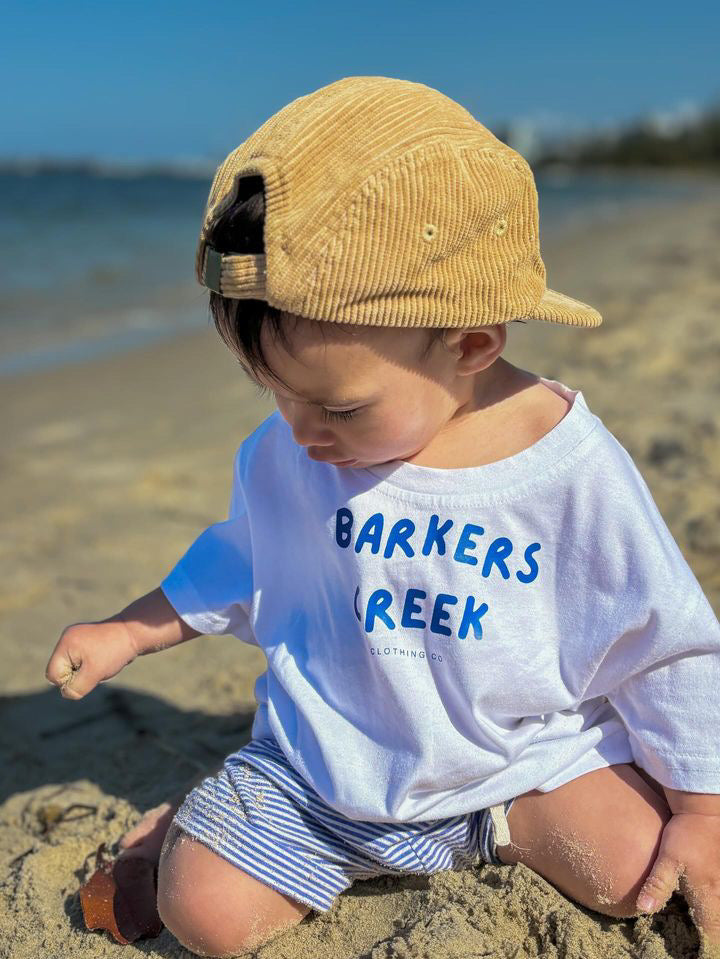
[1,176,719,958]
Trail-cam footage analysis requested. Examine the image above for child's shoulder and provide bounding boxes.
[524,380,573,446]
[233,410,290,473]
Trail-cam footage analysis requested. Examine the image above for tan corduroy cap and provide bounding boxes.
[196,75,602,329]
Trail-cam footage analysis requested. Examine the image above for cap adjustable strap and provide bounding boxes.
[203,246,223,293]
[201,245,267,298]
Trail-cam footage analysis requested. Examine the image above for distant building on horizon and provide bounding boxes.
[504,120,543,163]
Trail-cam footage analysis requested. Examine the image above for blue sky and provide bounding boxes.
[2,0,718,165]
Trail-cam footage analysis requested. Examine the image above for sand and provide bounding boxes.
[2,175,720,958]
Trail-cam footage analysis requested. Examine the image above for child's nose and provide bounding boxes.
[284,403,334,448]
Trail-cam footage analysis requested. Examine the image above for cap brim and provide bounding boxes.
[522,287,602,328]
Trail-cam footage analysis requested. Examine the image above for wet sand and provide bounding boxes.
[1,178,719,958]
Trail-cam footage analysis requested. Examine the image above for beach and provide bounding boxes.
[1,179,719,958]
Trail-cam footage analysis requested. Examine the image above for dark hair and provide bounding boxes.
[205,176,525,387]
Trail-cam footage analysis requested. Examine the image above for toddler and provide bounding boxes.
[45,77,720,958]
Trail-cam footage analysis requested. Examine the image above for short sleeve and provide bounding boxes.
[160,449,256,645]
[602,587,720,792]
[568,434,720,792]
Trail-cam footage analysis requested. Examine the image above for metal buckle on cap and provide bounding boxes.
[203,246,223,293]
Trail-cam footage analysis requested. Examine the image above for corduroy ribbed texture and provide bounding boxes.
[196,76,602,330]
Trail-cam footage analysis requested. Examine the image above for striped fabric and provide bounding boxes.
[172,737,516,913]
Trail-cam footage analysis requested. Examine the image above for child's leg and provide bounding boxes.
[495,762,672,918]
[155,822,311,958]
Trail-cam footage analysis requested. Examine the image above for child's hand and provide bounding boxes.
[636,812,720,949]
[45,621,139,700]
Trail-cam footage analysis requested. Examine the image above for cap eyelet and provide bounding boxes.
[494,217,508,237]
[422,223,438,242]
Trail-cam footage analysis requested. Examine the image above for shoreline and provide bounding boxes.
[2,170,718,382]
[1,185,719,958]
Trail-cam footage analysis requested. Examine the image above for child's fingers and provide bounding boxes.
[119,817,157,848]
[45,631,99,699]
[119,803,174,848]
[682,872,720,950]
[59,673,91,700]
[47,654,93,699]
[46,622,137,701]
[45,646,79,690]
[118,830,142,849]
[636,834,685,912]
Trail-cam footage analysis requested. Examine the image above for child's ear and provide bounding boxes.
[440,329,464,358]
[451,326,507,374]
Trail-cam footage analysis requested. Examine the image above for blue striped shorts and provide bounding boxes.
[172,737,516,913]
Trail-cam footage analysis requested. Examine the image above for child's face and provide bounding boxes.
[242,316,503,469]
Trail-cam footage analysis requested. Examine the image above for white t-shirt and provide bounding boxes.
[160,378,720,822]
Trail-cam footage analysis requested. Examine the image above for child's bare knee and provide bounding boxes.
[156,827,307,957]
[156,830,242,955]
[158,903,243,958]
[157,876,291,957]
[157,860,244,953]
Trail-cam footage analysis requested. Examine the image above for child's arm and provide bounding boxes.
[45,587,201,701]
[597,585,720,946]
[634,787,720,952]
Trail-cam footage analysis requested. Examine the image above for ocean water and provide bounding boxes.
[0,167,712,378]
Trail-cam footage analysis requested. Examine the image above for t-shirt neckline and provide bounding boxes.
[359,378,598,495]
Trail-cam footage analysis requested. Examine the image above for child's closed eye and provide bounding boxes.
[322,408,358,422]
[251,381,358,422]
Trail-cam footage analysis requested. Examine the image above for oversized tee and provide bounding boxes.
[160,378,720,822]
